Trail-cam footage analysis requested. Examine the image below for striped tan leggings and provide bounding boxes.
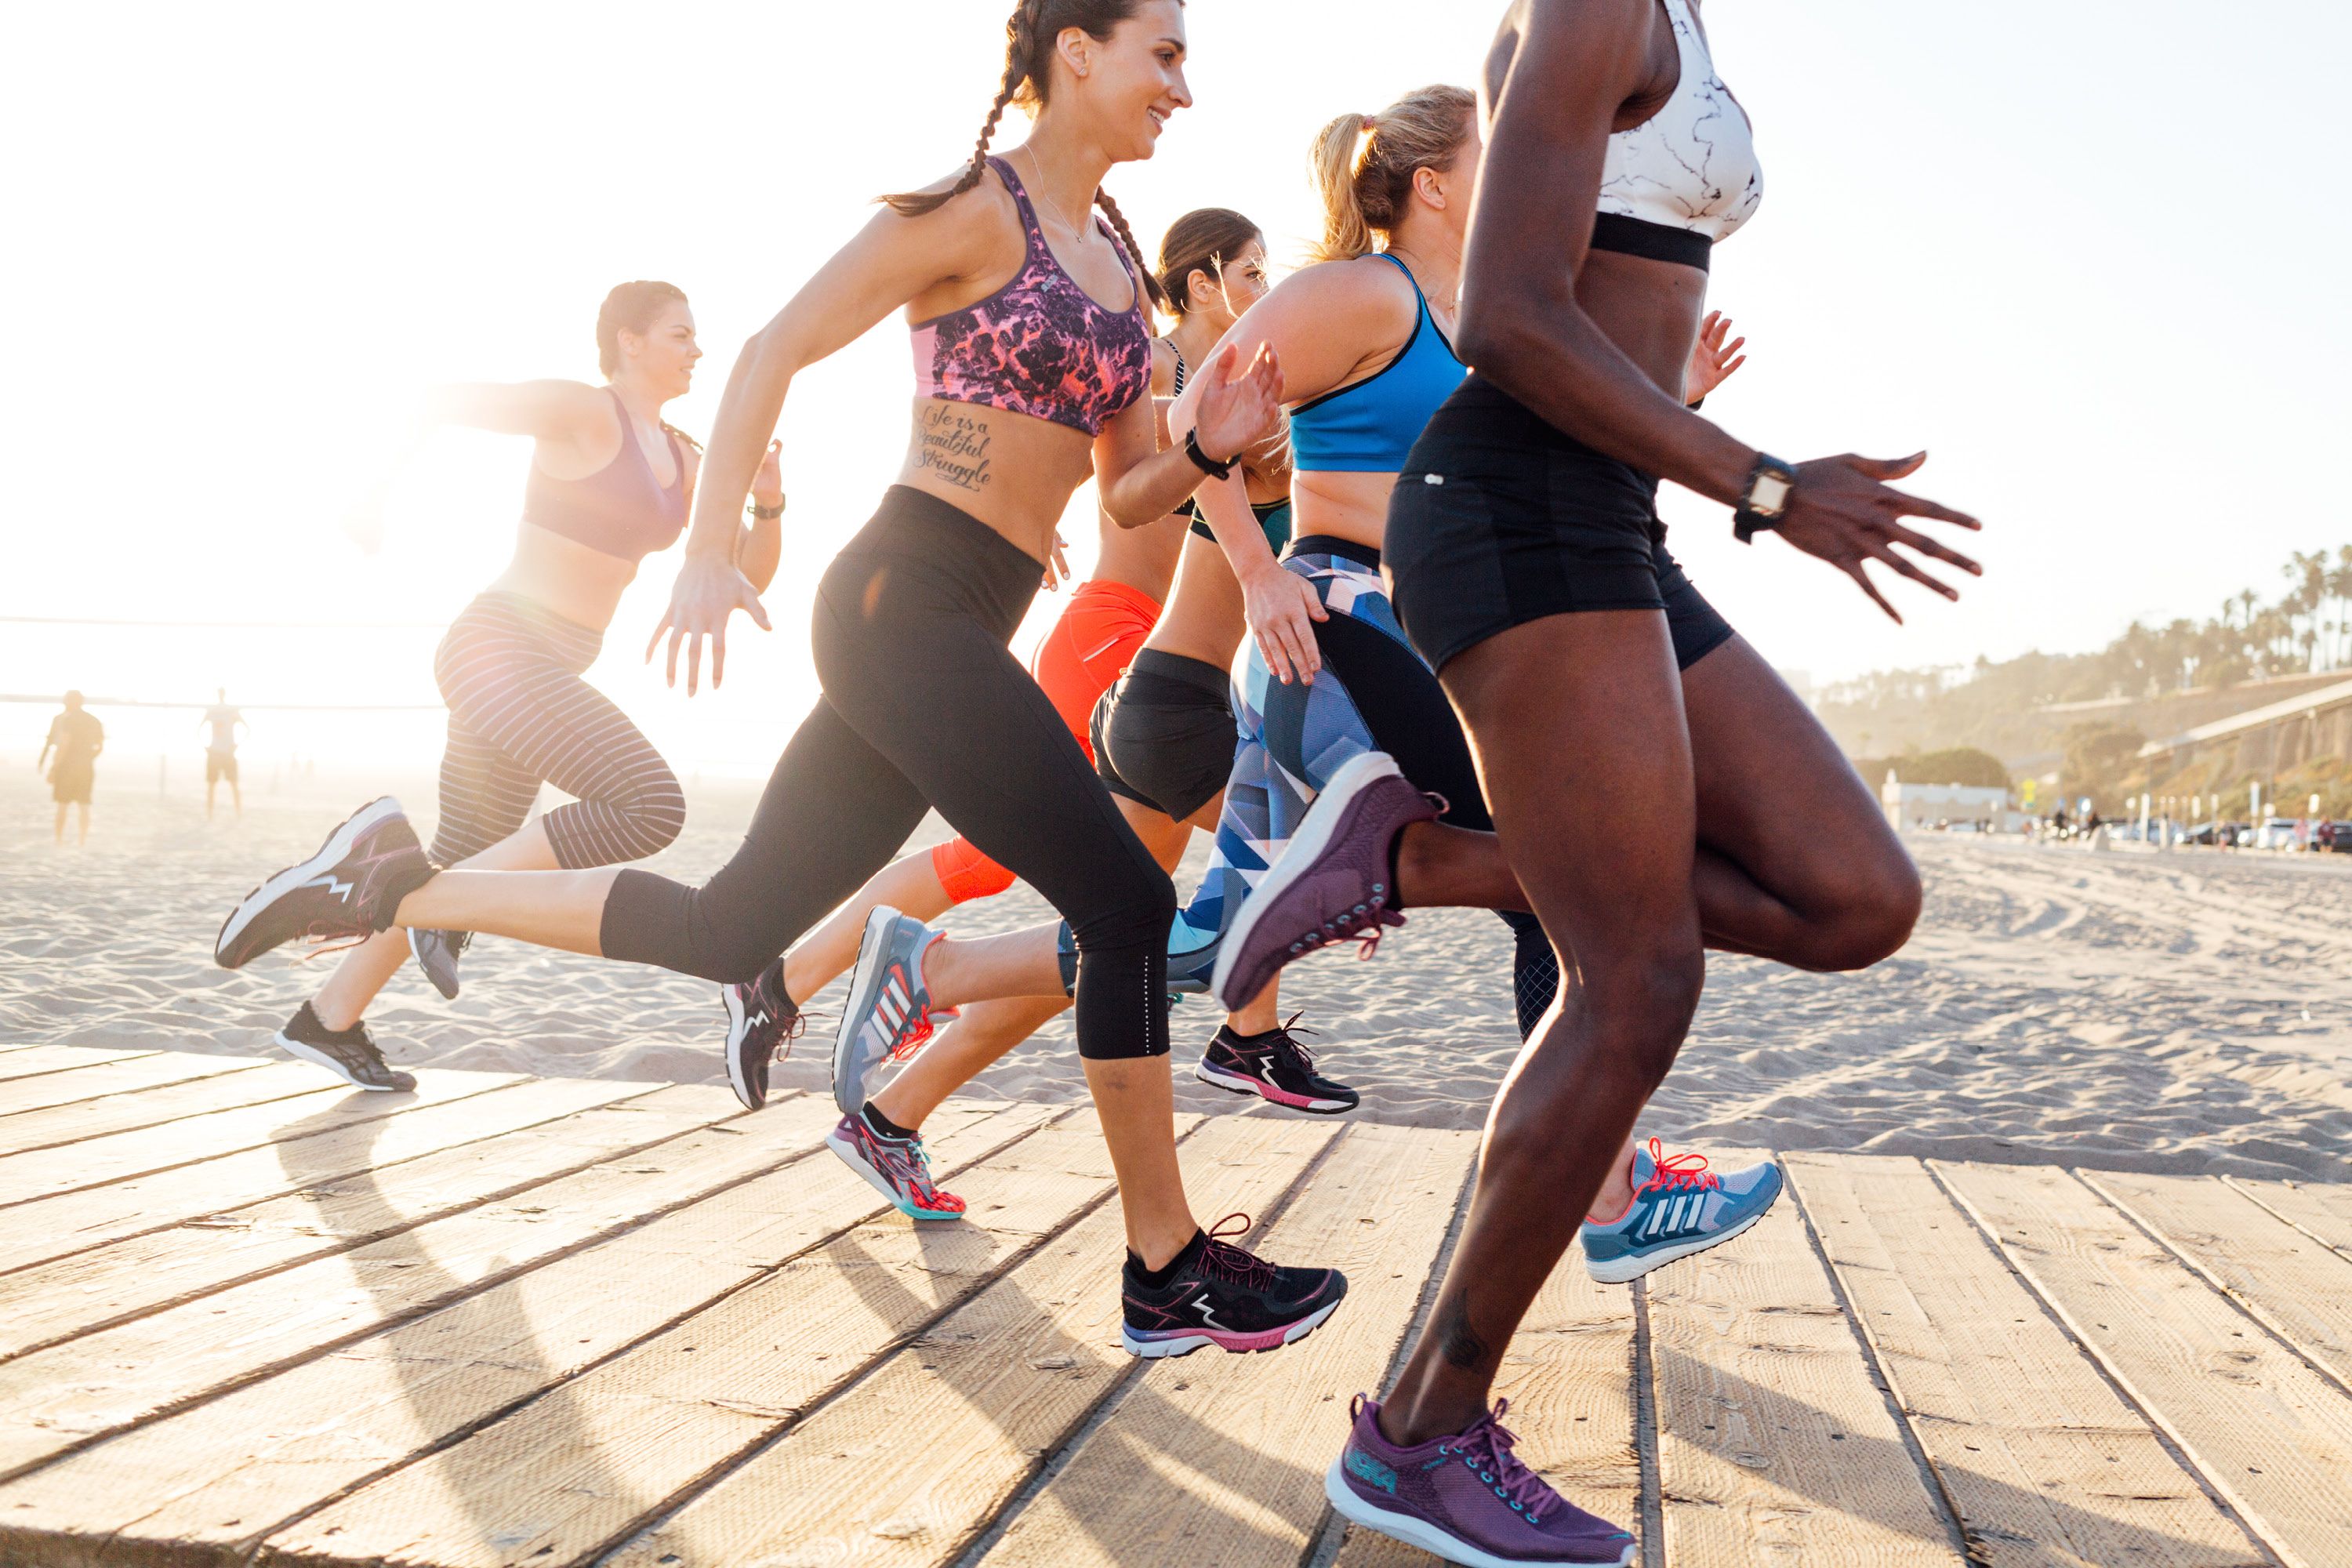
[428,593,684,869]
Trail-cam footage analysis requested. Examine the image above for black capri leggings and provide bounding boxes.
[601,487,1174,1060]
[430,593,684,869]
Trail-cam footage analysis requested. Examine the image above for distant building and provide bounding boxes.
[1880,771,2016,831]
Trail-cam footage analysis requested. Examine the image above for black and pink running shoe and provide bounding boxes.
[213,798,437,970]
[1194,1014,1359,1115]
[1211,752,1434,1011]
[1327,1395,1635,1566]
[1120,1213,1347,1358]
[721,957,804,1111]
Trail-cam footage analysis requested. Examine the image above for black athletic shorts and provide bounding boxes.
[1091,649,1236,823]
[1385,373,1736,675]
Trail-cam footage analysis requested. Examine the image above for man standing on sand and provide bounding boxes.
[37,691,103,845]
[200,688,246,820]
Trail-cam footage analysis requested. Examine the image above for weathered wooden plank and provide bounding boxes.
[1650,1157,1962,1567]
[0,1062,351,1153]
[0,1047,158,1085]
[0,1051,267,1122]
[263,1107,1169,1567]
[974,1122,1477,1568]
[1329,1235,1642,1568]
[1791,1155,2260,1568]
[601,1114,1342,1568]
[0,1081,721,1361]
[1940,1160,2352,1568]
[0,1073,601,1277]
[0,1066,528,1208]
[2085,1169,2352,1393]
[0,1093,855,1482]
[2223,1175,2352,1263]
[0,1104,1042,1567]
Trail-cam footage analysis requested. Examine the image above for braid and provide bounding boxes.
[882,0,1045,216]
[659,419,703,455]
[1092,188,1171,315]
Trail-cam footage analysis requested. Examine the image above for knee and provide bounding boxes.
[615,771,686,860]
[1581,943,1707,1088]
[1069,862,1177,957]
[1796,851,1922,972]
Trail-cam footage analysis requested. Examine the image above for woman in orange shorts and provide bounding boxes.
[724,207,1287,1105]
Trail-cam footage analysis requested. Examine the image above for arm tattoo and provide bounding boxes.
[1434,1291,1491,1370]
[914,405,994,492]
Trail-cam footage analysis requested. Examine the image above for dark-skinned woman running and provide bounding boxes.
[272,282,782,1092]
[1219,3,1976,1561]
[215,0,1348,1363]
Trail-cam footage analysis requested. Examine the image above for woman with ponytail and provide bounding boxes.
[260,282,782,1092]
[216,0,1346,1359]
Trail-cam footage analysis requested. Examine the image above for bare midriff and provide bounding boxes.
[891,396,1102,568]
[1576,245,1711,397]
[486,524,644,631]
[1291,469,1400,555]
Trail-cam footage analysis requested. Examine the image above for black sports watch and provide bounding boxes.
[1732,452,1797,543]
[747,497,786,521]
[1182,428,1236,481]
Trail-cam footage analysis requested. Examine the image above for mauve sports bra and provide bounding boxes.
[908,157,1152,438]
[521,388,688,563]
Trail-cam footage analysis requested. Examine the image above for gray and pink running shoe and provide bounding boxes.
[214,797,437,969]
[1327,1395,1635,1567]
[1211,751,1435,1011]
[824,1109,966,1221]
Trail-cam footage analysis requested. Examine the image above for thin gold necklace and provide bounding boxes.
[1020,147,1091,248]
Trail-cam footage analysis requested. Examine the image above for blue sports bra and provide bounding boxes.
[1289,253,1466,473]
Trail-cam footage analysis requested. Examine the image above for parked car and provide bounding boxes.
[2252,818,2301,851]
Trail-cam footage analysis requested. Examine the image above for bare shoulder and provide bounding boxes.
[881,161,1023,274]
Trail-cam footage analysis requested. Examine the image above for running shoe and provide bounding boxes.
[214,797,436,969]
[273,1001,419,1093]
[720,956,804,1111]
[823,1108,966,1221]
[1194,1014,1359,1114]
[408,928,470,1000]
[1578,1139,1784,1284]
[829,907,946,1116]
[1327,1396,1635,1567]
[1210,751,1433,1011]
[1120,1213,1348,1357]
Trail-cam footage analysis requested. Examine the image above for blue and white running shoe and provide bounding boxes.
[1578,1139,1784,1284]
[830,908,947,1116]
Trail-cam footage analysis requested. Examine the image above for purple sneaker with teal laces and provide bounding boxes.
[1327,1395,1635,1567]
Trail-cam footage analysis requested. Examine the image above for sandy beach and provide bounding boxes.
[5,769,2349,1181]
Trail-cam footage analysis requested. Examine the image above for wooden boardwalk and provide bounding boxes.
[1,1044,2347,1567]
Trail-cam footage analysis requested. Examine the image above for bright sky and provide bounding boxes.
[8,1,2349,774]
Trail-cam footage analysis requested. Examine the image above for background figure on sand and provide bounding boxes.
[1284,5,1982,1564]
[201,688,245,820]
[216,0,1349,1366]
[269,280,784,1093]
[38,690,102,846]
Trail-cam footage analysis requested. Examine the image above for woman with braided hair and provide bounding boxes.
[216,0,1349,1359]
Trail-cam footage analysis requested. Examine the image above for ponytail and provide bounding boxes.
[1309,85,1476,263]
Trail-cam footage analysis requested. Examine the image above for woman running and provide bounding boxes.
[271,281,782,1092]
[719,207,1303,1113]
[216,0,1346,1361]
[1261,5,1977,1562]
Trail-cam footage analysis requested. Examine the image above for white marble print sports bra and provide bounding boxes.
[1593,0,1762,267]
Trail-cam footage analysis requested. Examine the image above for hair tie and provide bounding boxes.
[1361,115,1377,133]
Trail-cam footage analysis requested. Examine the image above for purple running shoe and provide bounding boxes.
[1211,752,1433,1011]
[1327,1395,1635,1566]
[214,798,436,969]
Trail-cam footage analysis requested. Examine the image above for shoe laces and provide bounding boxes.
[1262,1012,1321,1075]
[1290,905,1406,963]
[1641,1138,1719,1194]
[1441,1400,1557,1524]
[887,1008,939,1062]
[1197,1212,1279,1292]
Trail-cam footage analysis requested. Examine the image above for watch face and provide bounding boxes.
[1750,470,1794,518]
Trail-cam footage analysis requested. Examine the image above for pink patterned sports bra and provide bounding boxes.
[908,156,1152,438]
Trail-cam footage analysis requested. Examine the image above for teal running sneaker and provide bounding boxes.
[1578,1140,1783,1284]
[830,908,949,1116]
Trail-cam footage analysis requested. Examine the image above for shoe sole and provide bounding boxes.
[1584,1180,1784,1285]
[1210,752,1399,1010]
[720,986,766,1111]
[831,908,902,1117]
[215,797,405,968]
[1194,1059,1356,1116]
[822,1128,964,1221]
[1324,1458,1635,1568]
[408,928,460,1000]
[1120,1292,1345,1359]
[271,1030,413,1093]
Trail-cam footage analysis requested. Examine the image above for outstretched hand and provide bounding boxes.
[1684,311,1748,404]
[645,555,771,695]
[1189,340,1285,465]
[1773,452,1981,622]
